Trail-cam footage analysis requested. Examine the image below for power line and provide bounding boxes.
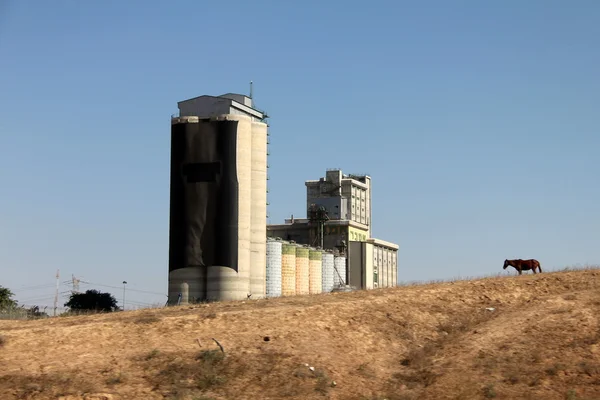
[79,281,166,297]
[17,294,57,303]
[13,283,58,292]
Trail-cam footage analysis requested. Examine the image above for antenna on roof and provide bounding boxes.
[249,80,253,99]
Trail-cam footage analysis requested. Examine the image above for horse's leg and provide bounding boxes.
[532,267,537,274]
[518,267,522,275]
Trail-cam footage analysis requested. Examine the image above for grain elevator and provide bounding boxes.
[168,92,268,303]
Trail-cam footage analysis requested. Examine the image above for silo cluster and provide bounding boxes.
[168,114,267,303]
[264,239,347,298]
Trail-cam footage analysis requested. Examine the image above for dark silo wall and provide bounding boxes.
[168,119,239,273]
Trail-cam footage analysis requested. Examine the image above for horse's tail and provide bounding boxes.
[537,260,542,273]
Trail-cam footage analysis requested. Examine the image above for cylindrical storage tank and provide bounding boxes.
[321,252,335,293]
[206,266,250,302]
[250,121,268,299]
[205,115,253,301]
[295,246,310,295]
[168,266,205,305]
[309,249,323,294]
[281,242,296,296]
[333,256,347,287]
[266,238,282,298]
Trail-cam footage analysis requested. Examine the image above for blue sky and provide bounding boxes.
[1,0,598,309]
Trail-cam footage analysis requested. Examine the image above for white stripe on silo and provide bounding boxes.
[266,238,282,298]
[333,256,346,288]
[250,121,268,299]
[309,249,322,294]
[321,252,334,293]
[205,114,252,301]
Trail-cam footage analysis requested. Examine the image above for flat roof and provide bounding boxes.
[366,238,399,250]
[177,94,266,120]
[267,219,369,230]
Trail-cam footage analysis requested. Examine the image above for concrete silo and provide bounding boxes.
[309,248,323,294]
[295,246,310,295]
[281,241,297,296]
[168,93,269,303]
[321,251,335,293]
[266,238,282,298]
[333,255,347,288]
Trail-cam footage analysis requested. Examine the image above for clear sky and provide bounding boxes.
[1,0,598,309]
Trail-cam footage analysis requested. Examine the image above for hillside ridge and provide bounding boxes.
[1,268,599,400]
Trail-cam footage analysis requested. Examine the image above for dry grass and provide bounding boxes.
[131,312,162,324]
[1,267,600,400]
[0,371,99,399]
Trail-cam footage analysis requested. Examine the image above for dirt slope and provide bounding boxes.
[1,268,600,400]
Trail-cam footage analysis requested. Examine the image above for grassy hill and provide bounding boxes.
[1,267,600,400]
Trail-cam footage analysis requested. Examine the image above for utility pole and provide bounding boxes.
[53,269,60,317]
[122,281,127,311]
[71,274,80,294]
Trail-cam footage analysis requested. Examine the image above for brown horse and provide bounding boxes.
[503,259,542,275]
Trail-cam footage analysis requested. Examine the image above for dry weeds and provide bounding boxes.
[1,267,600,400]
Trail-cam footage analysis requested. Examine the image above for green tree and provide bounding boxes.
[0,286,17,309]
[64,289,119,312]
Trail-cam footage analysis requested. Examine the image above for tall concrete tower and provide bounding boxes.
[168,93,268,303]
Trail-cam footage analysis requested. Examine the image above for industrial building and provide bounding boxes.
[306,169,372,238]
[168,92,268,303]
[167,91,398,305]
[267,169,399,290]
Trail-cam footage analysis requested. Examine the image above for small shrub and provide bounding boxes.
[357,363,376,378]
[145,349,160,360]
[145,349,228,395]
[565,389,579,400]
[505,373,519,384]
[400,343,439,368]
[313,369,330,395]
[528,375,542,387]
[196,349,225,364]
[545,363,566,376]
[578,361,600,376]
[483,383,497,398]
[105,371,126,385]
[0,335,6,348]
